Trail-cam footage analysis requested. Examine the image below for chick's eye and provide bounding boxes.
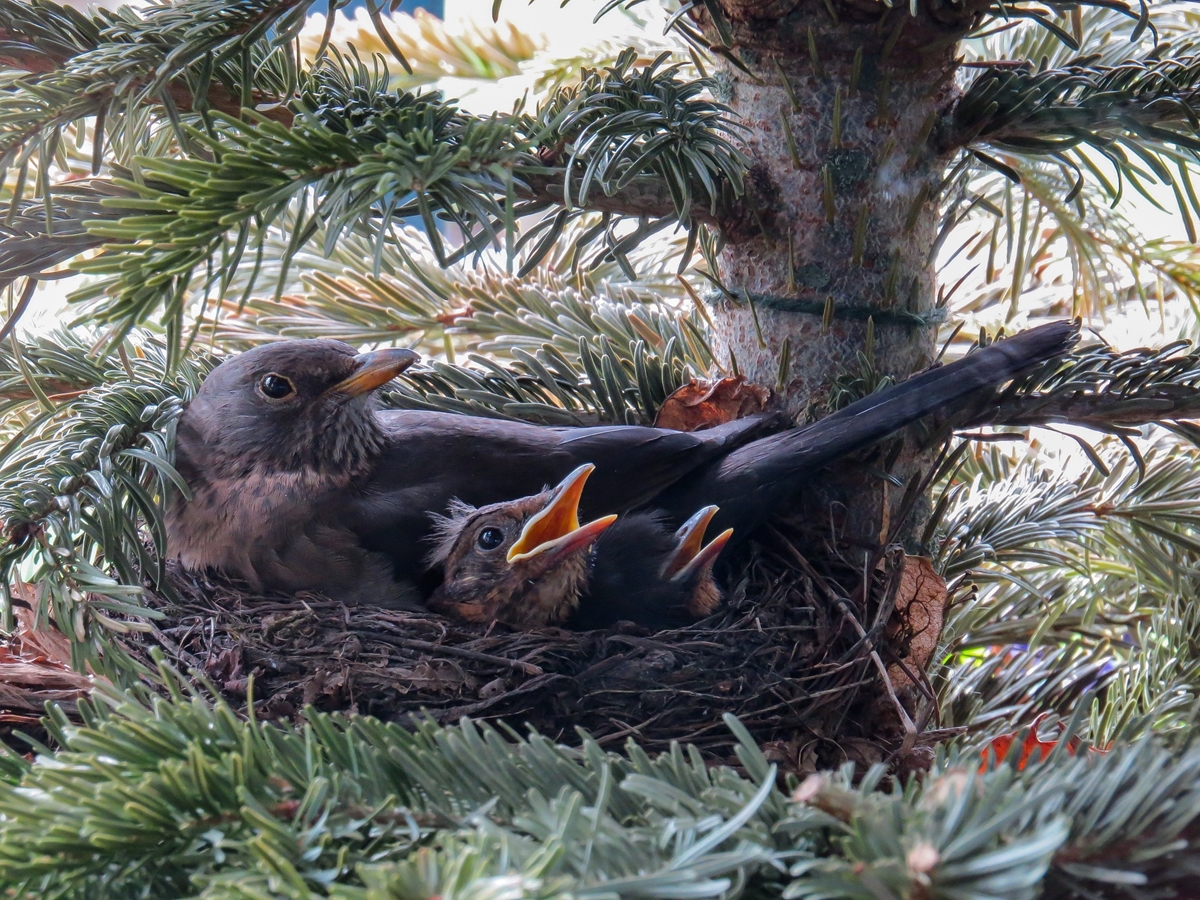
[476,527,505,551]
[259,373,296,400]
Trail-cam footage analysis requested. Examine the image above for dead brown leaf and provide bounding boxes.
[0,583,92,716]
[654,377,770,432]
[885,555,947,689]
[11,581,75,670]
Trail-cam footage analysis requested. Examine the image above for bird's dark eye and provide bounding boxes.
[476,527,505,551]
[259,373,296,400]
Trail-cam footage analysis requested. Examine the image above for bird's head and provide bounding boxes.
[660,505,733,618]
[427,464,617,628]
[178,339,419,478]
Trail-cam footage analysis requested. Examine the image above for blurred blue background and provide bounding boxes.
[339,0,444,18]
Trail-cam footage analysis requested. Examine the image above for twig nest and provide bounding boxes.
[128,534,946,772]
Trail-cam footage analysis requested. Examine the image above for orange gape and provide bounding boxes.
[427,465,734,630]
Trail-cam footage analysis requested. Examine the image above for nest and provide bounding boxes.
[126,526,951,775]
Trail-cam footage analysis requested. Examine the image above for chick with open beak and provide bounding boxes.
[426,465,617,628]
[571,504,733,630]
[427,465,733,630]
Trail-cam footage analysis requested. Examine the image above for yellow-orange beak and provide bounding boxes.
[672,527,734,584]
[661,505,720,578]
[507,464,617,563]
[332,348,420,397]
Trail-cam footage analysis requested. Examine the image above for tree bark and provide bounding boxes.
[701,0,975,546]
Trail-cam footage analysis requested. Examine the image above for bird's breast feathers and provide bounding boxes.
[166,468,348,582]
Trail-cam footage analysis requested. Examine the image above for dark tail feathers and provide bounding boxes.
[654,319,1079,534]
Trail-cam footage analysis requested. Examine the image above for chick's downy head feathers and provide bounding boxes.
[427,464,616,628]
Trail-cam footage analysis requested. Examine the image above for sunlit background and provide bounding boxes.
[27,0,1199,486]
[30,0,1195,352]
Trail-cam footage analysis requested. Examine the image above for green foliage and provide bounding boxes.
[0,183,116,295]
[931,437,1200,745]
[0,0,310,164]
[939,156,1200,326]
[3,0,1198,367]
[75,98,520,357]
[0,332,211,670]
[4,671,1200,899]
[45,49,741,360]
[0,671,786,900]
[205,215,698,344]
[383,331,697,426]
[536,49,746,221]
[938,5,1200,327]
[955,46,1200,257]
[783,734,1200,899]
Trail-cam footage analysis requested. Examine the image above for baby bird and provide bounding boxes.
[426,465,732,630]
[425,464,618,628]
[571,504,731,629]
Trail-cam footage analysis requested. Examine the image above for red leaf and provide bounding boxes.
[980,713,1089,772]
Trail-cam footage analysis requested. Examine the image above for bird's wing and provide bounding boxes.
[346,409,783,579]
[551,412,781,508]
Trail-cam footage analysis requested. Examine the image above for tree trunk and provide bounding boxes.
[703,0,972,547]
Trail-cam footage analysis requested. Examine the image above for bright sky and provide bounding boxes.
[21,0,1197,359]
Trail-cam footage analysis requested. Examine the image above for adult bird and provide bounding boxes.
[427,464,732,629]
[166,321,1077,605]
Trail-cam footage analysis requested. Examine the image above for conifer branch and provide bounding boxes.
[0,0,309,164]
[41,51,742,355]
[953,51,1200,155]
[958,338,1200,434]
[0,334,211,647]
[3,676,1200,898]
[948,47,1200,224]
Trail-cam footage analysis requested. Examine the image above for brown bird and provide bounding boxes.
[426,465,732,628]
[166,322,1077,606]
[425,464,617,627]
[568,503,733,629]
[166,341,425,607]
